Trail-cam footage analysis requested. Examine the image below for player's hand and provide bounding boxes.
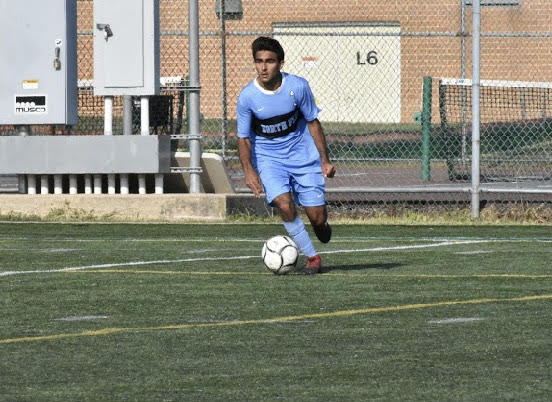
[322,161,336,178]
[245,171,264,197]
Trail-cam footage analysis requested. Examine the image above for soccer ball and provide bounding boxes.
[262,235,299,275]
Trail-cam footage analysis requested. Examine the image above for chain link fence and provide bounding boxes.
[2,0,552,216]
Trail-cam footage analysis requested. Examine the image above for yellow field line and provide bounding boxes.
[69,269,552,280]
[1,294,551,345]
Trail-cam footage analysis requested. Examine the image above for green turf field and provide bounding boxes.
[1,223,551,401]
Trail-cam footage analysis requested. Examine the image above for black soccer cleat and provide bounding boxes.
[314,222,332,244]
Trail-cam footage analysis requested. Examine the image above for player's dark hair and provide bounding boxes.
[251,36,285,62]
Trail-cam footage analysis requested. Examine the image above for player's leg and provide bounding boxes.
[292,172,332,244]
[258,165,318,262]
[271,192,317,260]
[298,204,330,272]
[304,205,332,244]
[288,172,331,273]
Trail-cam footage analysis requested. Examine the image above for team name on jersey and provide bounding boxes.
[252,107,303,139]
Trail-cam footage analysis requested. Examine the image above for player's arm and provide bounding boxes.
[308,119,336,178]
[238,137,263,197]
[236,90,264,197]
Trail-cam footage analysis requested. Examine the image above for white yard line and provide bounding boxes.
[55,315,109,322]
[0,237,268,243]
[318,240,492,255]
[428,317,484,324]
[454,250,493,255]
[0,247,254,253]
[0,240,491,278]
[0,255,261,277]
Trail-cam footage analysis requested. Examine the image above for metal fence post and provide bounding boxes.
[188,0,202,193]
[471,0,481,218]
[219,0,228,160]
[421,76,432,182]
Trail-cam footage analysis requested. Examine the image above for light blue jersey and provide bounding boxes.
[237,73,321,171]
[237,73,325,206]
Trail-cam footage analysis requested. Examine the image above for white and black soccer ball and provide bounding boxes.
[261,235,299,275]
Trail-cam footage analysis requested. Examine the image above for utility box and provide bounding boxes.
[93,0,160,96]
[0,0,78,125]
[215,0,243,19]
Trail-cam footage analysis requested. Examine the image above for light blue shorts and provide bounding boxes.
[258,165,326,207]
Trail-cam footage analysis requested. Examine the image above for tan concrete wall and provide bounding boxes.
[0,194,270,222]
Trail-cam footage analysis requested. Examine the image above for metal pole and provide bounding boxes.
[54,174,63,194]
[93,174,102,194]
[219,0,228,159]
[460,0,466,80]
[120,95,132,194]
[123,95,133,136]
[105,96,115,194]
[17,125,30,194]
[104,96,113,136]
[139,96,150,194]
[27,175,36,194]
[460,0,468,162]
[41,175,49,194]
[84,175,92,194]
[188,0,202,193]
[421,76,432,182]
[471,0,481,218]
[69,175,78,194]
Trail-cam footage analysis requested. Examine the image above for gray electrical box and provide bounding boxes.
[215,0,243,19]
[93,0,160,96]
[0,0,78,125]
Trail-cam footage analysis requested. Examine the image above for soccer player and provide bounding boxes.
[237,36,335,274]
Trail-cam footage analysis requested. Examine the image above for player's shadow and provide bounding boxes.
[323,262,402,272]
